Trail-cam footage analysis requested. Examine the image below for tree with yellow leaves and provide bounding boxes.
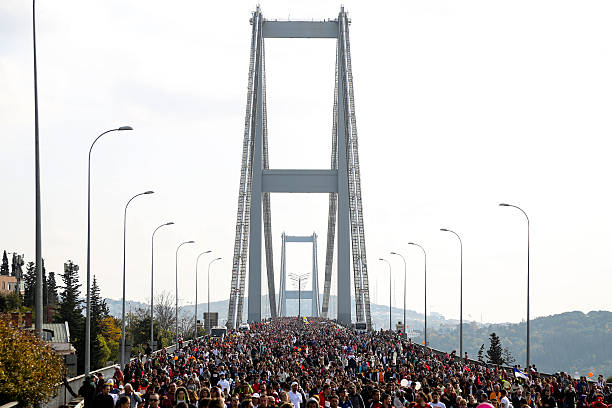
[0,316,65,406]
[98,316,121,366]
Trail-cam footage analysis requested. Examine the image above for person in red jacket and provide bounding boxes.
[590,396,607,408]
[319,384,332,407]
[409,392,431,408]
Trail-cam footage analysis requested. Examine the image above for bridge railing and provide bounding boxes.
[42,338,202,408]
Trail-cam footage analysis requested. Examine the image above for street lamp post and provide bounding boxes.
[207,257,222,334]
[500,203,530,370]
[390,252,406,334]
[32,0,43,341]
[120,190,154,368]
[150,222,174,348]
[408,242,427,349]
[175,240,195,345]
[194,251,212,337]
[378,258,392,331]
[288,273,308,318]
[440,228,463,360]
[85,126,132,374]
[298,278,302,317]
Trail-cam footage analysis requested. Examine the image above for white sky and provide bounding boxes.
[2,0,612,324]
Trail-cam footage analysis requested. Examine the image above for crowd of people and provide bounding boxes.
[75,317,611,408]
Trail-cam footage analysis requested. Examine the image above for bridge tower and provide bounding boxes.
[278,232,320,317]
[226,7,372,330]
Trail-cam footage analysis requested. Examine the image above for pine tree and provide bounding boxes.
[46,271,59,322]
[56,260,85,371]
[57,261,82,322]
[486,332,504,365]
[91,275,108,319]
[478,344,485,362]
[90,276,108,368]
[23,262,36,308]
[47,272,59,306]
[1,251,9,276]
[502,347,516,365]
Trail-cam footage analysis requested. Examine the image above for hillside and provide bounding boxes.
[427,311,612,377]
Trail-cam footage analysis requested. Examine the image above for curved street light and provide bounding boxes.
[175,240,195,344]
[120,190,154,367]
[440,228,463,359]
[390,251,406,334]
[195,250,212,337]
[378,258,392,331]
[408,242,427,349]
[85,125,133,374]
[150,221,174,348]
[500,202,530,370]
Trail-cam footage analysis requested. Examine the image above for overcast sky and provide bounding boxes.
[2,0,612,325]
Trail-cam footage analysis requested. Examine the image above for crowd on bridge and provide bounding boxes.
[75,318,611,408]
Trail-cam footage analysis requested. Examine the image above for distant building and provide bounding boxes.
[39,322,75,354]
[40,322,78,377]
[0,275,20,294]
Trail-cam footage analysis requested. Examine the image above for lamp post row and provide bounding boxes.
[31,0,221,374]
[383,204,529,370]
[84,124,223,373]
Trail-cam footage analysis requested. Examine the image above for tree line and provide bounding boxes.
[0,249,194,375]
[428,311,612,376]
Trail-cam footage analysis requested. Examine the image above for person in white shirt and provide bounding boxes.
[430,392,446,408]
[218,373,231,395]
[500,390,511,408]
[288,382,303,408]
[252,393,261,408]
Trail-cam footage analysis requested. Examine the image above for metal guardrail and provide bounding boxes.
[42,338,202,408]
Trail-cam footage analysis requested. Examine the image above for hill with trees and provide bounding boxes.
[428,310,612,377]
